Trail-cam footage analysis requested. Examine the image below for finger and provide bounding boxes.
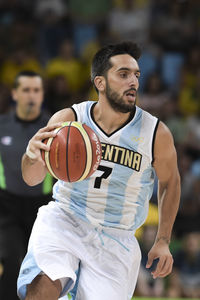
[34,141,51,152]
[39,123,63,133]
[39,144,50,152]
[37,155,46,167]
[40,131,58,141]
[30,130,57,147]
[26,142,49,161]
[146,253,155,268]
[157,257,173,278]
[35,131,57,141]
[151,257,166,278]
[32,123,63,142]
[152,255,173,278]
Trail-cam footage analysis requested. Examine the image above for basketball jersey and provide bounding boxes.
[53,101,159,231]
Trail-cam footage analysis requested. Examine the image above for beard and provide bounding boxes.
[105,82,136,113]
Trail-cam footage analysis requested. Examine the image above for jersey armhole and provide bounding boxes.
[70,107,78,121]
[151,119,160,165]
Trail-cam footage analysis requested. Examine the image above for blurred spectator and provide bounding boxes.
[150,1,197,90]
[138,72,171,118]
[138,46,161,92]
[167,232,200,298]
[68,0,112,55]
[45,39,85,95]
[180,69,200,159]
[0,0,34,25]
[178,46,200,117]
[184,111,200,158]
[79,40,101,101]
[151,0,196,54]
[7,19,37,51]
[0,83,11,114]
[34,0,72,65]
[162,96,189,151]
[34,0,67,19]
[44,75,75,114]
[108,0,151,45]
[0,47,43,87]
[180,44,200,90]
[174,150,200,237]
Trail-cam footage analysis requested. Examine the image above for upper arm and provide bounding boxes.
[153,121,179,184]
[47,107,76,125]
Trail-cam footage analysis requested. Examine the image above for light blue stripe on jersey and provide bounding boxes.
[69,180,90,222]
[65,102,94,222]
[103,163,133,227]
[103,108,143,227]
[69,263,81,299]
[54,182,60,202]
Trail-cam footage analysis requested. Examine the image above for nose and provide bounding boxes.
[129,74,139,88]
[28,91,38,101]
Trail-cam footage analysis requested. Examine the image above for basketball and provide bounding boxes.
[41,122,102,182]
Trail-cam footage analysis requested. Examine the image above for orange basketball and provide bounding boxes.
[41,122,102,182]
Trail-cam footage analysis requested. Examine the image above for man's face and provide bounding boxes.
[104,54,140,113]
[12,76,44,119]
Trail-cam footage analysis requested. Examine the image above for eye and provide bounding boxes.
[119,72,128,78]
[135,73,140,79]
[23,88,30,92]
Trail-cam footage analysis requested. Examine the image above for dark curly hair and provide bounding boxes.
[91,41,141,87]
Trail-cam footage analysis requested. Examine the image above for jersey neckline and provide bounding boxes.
[90,102,136,137]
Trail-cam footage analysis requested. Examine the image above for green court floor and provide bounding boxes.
[67,296,198,300]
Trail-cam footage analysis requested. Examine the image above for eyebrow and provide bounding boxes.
[116,67,141,74]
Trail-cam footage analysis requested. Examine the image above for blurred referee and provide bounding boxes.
[0,71,53,300]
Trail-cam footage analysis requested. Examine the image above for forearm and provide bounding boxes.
[22,153,47,186]
[156,170,181,243]
[21,123,62,186]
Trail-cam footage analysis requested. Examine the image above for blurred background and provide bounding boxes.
[0,0,199,298]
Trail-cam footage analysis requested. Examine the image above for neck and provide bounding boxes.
[93,99,134,135]
[16,106,40,121]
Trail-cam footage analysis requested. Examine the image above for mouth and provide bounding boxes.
[28,102,35,108]
[124,90,136,101]
[26,102,35,115]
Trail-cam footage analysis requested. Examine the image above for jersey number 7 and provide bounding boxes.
[94,165,112,189]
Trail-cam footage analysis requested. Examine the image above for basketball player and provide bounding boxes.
[0,71,53,300]
[17,42,181,300]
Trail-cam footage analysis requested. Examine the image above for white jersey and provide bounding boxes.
[53,101,159,231]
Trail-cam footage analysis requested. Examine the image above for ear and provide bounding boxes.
[94,76,105,93]
[11,89,17,102]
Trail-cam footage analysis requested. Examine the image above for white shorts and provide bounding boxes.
[17,201,141,300]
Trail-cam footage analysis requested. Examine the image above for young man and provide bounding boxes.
[17,42,180,300]
[0,71,53,300]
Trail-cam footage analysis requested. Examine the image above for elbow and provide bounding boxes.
[172,169,181,202]
[22,173,44,186]
[22,176,37,186]
[175,169,181,188]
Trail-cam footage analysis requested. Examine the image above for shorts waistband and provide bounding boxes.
[59,207,135,239]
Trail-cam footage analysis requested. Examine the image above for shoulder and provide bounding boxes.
[155,121,174,144]
[72,100,95,111]
[48,107,76,125]
[137,106,158,124]
[153,121,176,163]
[0,111,13,124]
[39,110,52,124]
